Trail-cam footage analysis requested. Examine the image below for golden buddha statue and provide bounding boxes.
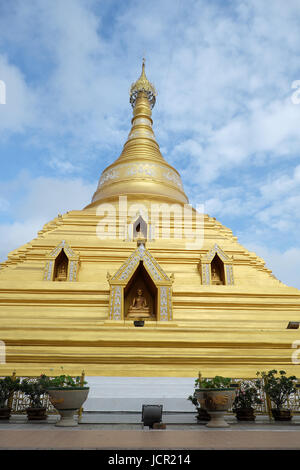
[54,262,68,282]
[211,267,223,285]
[127,289,151,318]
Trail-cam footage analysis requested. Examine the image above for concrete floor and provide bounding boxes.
[1,413,300,449]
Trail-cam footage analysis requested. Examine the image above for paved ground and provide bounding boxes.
[1,413,300,450]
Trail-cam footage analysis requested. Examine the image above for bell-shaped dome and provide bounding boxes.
[88,61,188,207]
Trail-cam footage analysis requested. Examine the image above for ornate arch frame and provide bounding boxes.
[108,242,173,321]
[125,214,154,242]
[43,240,80,282]
[199,244,234,285]
[133,215,148,239]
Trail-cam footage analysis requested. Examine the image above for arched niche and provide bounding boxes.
[108,242,173,322]
[199,244,234,286]
[211,253,225,285]
[125,214,154,242]
[53,249,69,282]
[124,261,157,319]
[43,240,79,282]
[133,216,147,240]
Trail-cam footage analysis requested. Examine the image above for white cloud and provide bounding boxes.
[0,217,47,260]
[0,0,129,156]
[48,157,80,174]
[242,242,300,290]
[0,0,299,292]
[0,54,37,135]
[1,0,300,176]
[260,165,300,201]
[0,172,96,262]
[14,175,96,219]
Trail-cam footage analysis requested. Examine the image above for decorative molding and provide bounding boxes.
[201,263,211,285]
[126,163,157,177]
[119,253,140,281]
[127,130,156,141]
[200,244,234,286]
[108,244,172,321]
[44,240,79,282]
[98,169,120,188]
[163,170,183,189]
[158,286,173,321]
[132,117,151,125]
[159,286,168,321]
[109,285,122,321]
[226,264,234,285]
[203,244,231,263]
[96,161,184,191]
[43,260,54,281]
[111,244,170,284]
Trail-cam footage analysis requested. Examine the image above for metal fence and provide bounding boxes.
[3,372,300,417]
[196,375,300,417]
[229,378,300,416]
[4,371,86,417]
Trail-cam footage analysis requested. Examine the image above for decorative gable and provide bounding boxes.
[43,240,80,282]
[200,244,234,285]
[108,241,173,322]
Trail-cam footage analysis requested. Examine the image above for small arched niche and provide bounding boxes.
[133,216,147,240]
[210,254,225,285]
[124,261,157,320]
[44,240,79,282]
[53,249,69,281]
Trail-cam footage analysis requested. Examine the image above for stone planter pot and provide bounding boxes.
[0,407,11,420]
[235,407,256,421]
[196,407,211,422]
[47,387,89,427]
[271,408,292,421]
[195,388,236,428]
[26,407,47,421]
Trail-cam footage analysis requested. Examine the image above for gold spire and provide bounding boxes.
[130,59,157,109]
[88,62,188,207]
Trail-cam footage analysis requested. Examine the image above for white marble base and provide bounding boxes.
[83,377,196,412]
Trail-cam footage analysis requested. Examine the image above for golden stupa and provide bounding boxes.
[1,61,300,379]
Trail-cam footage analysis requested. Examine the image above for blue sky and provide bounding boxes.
[0,0,300,288]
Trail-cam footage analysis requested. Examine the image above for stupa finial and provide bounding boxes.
[130,59,157,109]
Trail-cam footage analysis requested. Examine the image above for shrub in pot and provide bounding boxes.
[20,375,49,420]
[0,376,20,420]
[257,369,297,421]
[233,380,262,421]
[187,378,210,422]
[44,374,89,427]
[195,376,236,428]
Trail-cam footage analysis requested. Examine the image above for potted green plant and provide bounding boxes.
[187,378,210,422]
[0,376,20,420]
[233,380,263,421]
[195,376,236,428]
[44,373,89,427]
[20,375,49,420]
[257,369,297,421]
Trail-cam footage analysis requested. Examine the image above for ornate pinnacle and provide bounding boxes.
[130,59,157,109]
